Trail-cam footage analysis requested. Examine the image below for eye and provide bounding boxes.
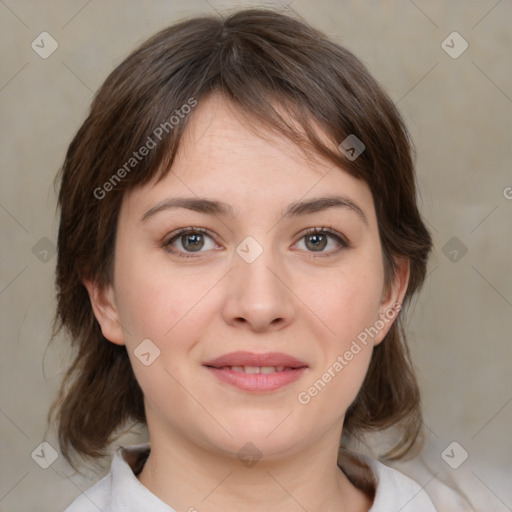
[164,228,219,256]
[164,227,348,258]
[293,228,348,255]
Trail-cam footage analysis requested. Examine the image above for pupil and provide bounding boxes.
[183,233,204,251]
[306,234,327,251]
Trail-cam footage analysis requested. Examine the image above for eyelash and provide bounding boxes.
[163,226,349,259]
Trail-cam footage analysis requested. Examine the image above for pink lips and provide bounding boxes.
[203,351,308,392]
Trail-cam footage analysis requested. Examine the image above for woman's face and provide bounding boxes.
[87,93,407,460]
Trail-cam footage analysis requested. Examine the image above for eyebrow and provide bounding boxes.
[140,195,368,225]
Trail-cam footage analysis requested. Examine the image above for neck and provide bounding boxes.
[137,425,372,512]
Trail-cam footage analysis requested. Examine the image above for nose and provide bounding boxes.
[221,245,296,333]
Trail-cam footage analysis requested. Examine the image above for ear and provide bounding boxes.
[373,257,410,346]
[83,279,126,346]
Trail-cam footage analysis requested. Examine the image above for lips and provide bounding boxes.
[203,351,308,369]
[203,351,308,392]
[222,365,290,373]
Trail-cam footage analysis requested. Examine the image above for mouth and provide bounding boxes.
[211,365,297,373]
[203,351,308,392]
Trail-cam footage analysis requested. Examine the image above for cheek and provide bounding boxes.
[295,255,384,406]
[301,258,385,344]
[296,291,378,425]
[114,251,221,344]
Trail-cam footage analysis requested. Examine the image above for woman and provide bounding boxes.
[51,8,435,511]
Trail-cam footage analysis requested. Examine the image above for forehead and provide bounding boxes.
[178,92,335,173]
[122,93,376,224]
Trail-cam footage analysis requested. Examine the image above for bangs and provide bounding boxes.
[86,10,393,200]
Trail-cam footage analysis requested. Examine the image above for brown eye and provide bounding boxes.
[180,232,204,252]
[165,228,217,255]
[294,228,348,256]
[305,233,328,251]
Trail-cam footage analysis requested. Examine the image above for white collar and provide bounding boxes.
[100,443,437,511]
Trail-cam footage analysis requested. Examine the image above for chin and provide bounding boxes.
[203,417,308,461]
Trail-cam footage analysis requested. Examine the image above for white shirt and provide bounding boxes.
[64,444,437,511]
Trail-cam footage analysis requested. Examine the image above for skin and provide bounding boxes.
[85,92,409,512]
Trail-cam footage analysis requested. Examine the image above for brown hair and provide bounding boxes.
[50,8,432,468]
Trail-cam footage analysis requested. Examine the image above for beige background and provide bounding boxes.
[1,1,511,511]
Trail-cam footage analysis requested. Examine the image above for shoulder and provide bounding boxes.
[362,455,438,511]
[63,444,171,512]
[63,472,112,511]
[338,450,437,511]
